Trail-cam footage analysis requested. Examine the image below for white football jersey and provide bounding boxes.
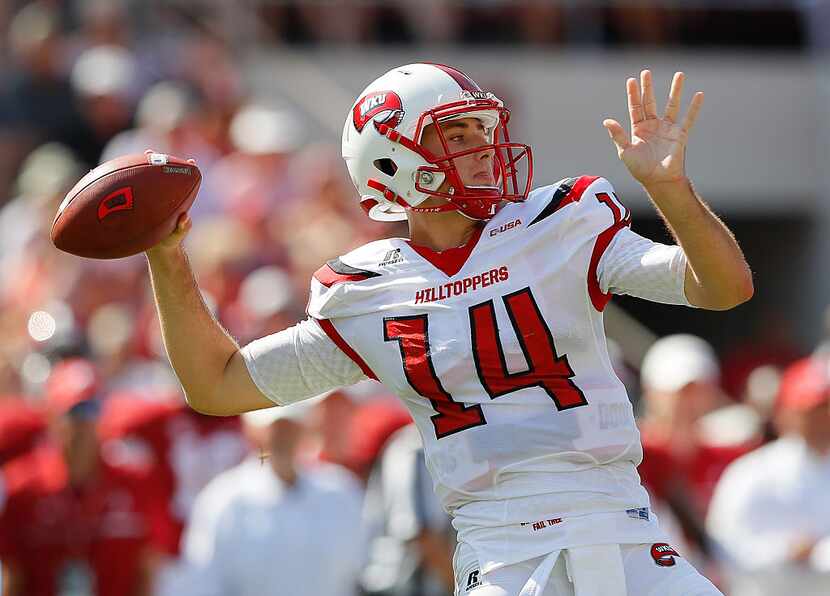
[244,175,689,563]
[305,176,675,531]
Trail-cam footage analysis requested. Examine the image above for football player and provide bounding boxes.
[145,64,752,595]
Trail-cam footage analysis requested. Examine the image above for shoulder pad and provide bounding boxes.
[306,239,397,320]
[313,258,381,288]
[527,175,600,227]
[569,177,631,231]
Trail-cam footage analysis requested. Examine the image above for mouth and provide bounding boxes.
[472,170,496,186]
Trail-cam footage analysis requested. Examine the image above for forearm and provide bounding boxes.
[644,178,753,310]
[146,246,239,412]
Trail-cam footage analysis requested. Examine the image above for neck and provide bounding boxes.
[270,458,298,487]
[408,208,480,252]
[804,436,830,456]
[67,453,99,487]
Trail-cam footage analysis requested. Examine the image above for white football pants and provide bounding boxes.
[454,542,723,596]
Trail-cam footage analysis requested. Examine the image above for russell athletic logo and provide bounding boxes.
[379,248,403,266]
[650,543,680,567]
[465,570,481,591]
[353,91,405,133]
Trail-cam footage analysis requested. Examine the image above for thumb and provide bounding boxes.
[602,119,630,151]
[147,212,192,257]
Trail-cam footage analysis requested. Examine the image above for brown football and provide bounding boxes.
[51,152,201,259]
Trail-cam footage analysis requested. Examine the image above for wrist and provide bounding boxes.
[642,176,691,196]
[643,177,697,209]
[146,244,186,268]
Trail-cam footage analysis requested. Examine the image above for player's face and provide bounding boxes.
[421,117,496,190]
[267,418,304,459]
[52,409,99,467]
[790,399,830,450]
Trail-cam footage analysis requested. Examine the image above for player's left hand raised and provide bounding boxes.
[603,70,703,187]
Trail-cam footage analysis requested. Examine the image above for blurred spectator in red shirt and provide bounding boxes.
[0,358,159,596]
[0,399,46,466]
[637,334,761,557]
[720,308,801,400]
[309,383,412,483]
[98,393,247,557]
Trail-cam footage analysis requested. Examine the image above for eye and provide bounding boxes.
[449,134,464,142]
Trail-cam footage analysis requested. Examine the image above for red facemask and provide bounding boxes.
[370,98,533,221]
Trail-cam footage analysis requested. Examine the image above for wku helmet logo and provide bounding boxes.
[353,91,405,133]
[650,543,680,567]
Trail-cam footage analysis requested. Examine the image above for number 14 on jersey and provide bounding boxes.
[384,287,587,439]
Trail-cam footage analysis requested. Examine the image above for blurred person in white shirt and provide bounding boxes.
[361,423,454,596]
[706,356,830,596]
[162,397,365,596]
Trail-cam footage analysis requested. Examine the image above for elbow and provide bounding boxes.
[181,351,241,416]
[728,270,755,309]
[182,390,217,416]
[182,387,228,416]
[739,272,755,304]
[709,272,754,311]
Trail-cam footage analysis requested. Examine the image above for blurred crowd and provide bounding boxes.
[2,1,830,596]
[254,0,809,48]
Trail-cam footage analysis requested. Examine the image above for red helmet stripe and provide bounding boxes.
[425,63,481,92]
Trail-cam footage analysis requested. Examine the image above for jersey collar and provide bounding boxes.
[405,224,485,277]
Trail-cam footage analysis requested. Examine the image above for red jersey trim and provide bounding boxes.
[560,175,599,209]
[315,318,379,381]
[406,224,484,277]
[528,175,600,227]
[313,258,381,288]
[587,218,632,311]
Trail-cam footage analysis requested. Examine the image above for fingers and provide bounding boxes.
[664,72,685,122]
[146,213,191,256]
[641,70,658,120]
[176,212,192,233]
[626,77,644,126]
[682,91,704,133]
[603,119,630,151]
[168,212,192,245]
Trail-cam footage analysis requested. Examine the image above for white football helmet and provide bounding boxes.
[342,63,533,222]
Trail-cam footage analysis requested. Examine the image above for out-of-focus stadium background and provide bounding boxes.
[1,1,830,595]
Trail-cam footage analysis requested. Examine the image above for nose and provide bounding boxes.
[479,145,495,161]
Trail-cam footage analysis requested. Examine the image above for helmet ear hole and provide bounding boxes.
[373,158,398,177]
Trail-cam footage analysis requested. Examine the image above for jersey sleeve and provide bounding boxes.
[559,176,693,310]
[240,318,367,406]
[559,176,632,311]
[597,227,693,306]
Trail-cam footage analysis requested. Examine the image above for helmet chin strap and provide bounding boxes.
[407,191,501,220]
[367,179,500,220]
